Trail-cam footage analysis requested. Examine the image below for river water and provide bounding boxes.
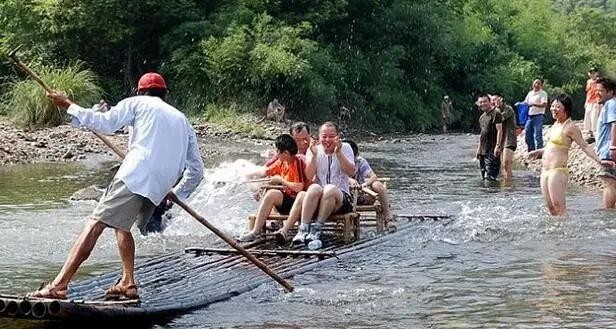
[1,134,616,328]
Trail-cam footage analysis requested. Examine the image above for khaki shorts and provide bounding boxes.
[91,179,156,232]
[598,167,616,181]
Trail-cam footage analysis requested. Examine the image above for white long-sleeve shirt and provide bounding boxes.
[68,95,204,204]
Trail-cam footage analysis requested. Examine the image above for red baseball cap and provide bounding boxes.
[137,72,167,91]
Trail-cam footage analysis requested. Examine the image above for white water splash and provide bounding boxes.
[163,159,263,238]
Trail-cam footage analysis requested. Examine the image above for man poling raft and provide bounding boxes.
[27,73,205,300]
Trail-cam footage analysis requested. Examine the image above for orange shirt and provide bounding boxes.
[265,156,307,197]
[586,79,600,104]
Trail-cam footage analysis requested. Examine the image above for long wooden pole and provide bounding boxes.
[8,47,294,293]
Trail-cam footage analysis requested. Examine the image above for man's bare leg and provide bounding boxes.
[251,189,283,234]
[501,148,514,180]
[280,191,305,234]
[602,177,616,209]
[293,185,322,244]
[315,185,343,224]
[115,230,137,290]
[371,181,392,219]
[300,184,323,225]
[31,219,107,295]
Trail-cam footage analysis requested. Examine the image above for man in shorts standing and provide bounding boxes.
[595,77,616,208]
[492,93,517,180]
[584,67,601,143]
[29,73,204,299]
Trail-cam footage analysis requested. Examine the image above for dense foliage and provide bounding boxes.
[0,0,614,131]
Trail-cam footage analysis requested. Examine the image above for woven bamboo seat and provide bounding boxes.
[248,212,360,244]
[355,202,385,233]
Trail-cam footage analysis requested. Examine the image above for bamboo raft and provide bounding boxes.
[0,214,449,321]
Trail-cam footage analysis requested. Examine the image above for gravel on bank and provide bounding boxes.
[513,120,603,189]
[0,119,129,165]
[0,115,290,166]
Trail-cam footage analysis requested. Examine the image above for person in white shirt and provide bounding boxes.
[292,122,355,248]
[28,73,204,300]
[524,78,549,151]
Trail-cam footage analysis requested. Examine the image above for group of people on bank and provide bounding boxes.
[239,121,393,247]
[475,73,616,216]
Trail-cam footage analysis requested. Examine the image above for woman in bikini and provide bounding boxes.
[529,94,612,215]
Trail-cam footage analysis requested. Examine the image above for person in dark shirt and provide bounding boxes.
[491,92,517,180]
[475,93,503,181]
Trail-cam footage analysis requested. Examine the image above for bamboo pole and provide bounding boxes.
[185,247,337,258]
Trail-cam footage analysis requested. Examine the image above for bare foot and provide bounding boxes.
[27,284,67,300]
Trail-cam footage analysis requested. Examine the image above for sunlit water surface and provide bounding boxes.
[1,135,615,329]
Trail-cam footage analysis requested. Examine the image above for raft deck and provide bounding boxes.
[0,215,449,321]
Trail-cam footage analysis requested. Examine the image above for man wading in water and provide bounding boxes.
[28,73,204,300]
[475,93,503,181]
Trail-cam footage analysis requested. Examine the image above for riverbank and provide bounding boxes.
[0,115,398,166]
[513,120,602,189]
[0,115,288,166]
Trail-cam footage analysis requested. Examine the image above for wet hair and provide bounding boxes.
[320,121,339,133]
[597,77,615,93]
[290,122,310,135]
[552,94,573,118]
[345,140,359,157]
[589,67,598,73]
[137,88,167,99]
[275,134,298,155]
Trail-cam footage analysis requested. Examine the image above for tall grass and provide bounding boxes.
[1,62,102,128]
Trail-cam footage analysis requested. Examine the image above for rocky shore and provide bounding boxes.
[0,115,297,166]
[0,119,129,165]
[513,120,602,189]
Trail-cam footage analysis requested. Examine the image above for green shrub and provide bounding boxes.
[2,62,102,128]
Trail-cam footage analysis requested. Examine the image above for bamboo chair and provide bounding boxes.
[247,184,361,244]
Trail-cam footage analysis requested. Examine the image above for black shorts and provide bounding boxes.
[275,194,295,215]
[505,145,517,151]
[335,191,354,214]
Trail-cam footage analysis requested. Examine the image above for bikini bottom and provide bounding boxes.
[541,167,569,179]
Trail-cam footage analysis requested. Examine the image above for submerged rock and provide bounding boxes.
[70,185,106,201]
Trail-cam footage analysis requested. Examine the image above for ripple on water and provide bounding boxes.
[3,135,616,328]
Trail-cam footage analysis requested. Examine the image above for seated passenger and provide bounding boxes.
[292,122,356,248]
[240,134,307,242]
[345,140,395,227]
[264,121,312,166]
